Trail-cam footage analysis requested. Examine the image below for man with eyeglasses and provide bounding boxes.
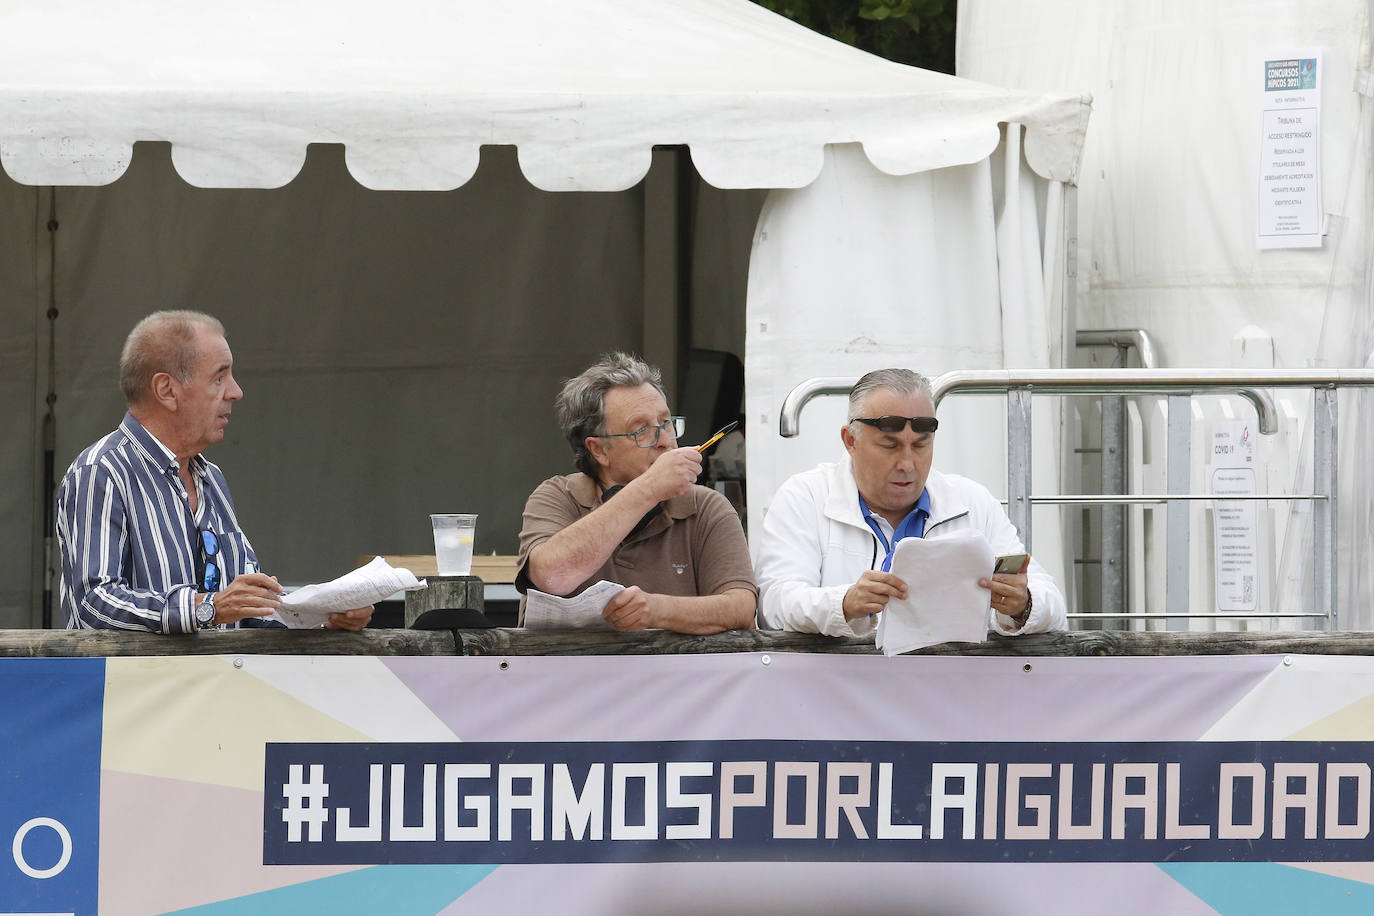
[56,311,373,633]
[516,352,756,633]
[754,368,1066,638]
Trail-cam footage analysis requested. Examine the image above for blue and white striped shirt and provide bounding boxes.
[56,412,279,633]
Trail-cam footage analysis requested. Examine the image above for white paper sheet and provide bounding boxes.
[524,580,625,630]
[277,556,426,628]
[877,530,994,656]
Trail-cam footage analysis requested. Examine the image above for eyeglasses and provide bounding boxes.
[597,416,685,449]
[198,528,221,592]
[853,416,939,434]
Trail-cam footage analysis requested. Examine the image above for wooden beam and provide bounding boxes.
[0,628,458,657]
[456,627,877,656]
[7,628,1374,659]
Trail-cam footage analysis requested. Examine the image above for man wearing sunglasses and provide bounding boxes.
[754,368,1066,638]
[517,352,756,633]
[56,311,373,633]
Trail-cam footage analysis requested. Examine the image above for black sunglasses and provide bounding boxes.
[198,528,221,592]
[854,416,939,434]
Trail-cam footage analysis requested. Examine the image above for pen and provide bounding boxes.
[696,419,739,453]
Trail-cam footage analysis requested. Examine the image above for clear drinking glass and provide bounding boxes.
[430,514,477,575]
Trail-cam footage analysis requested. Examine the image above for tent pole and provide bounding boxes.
[642,147,690,405]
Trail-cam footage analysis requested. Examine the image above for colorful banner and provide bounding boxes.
[8,652,1374,913]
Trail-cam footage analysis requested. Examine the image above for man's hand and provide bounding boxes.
[209,572,284,624]
[602,586,655,631]
[630,447,703,504]
[842,571,908,621]
[979,555,1031,622]
[326,606,374,631]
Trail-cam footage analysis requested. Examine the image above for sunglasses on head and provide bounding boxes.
[198,527,221,592]
[853,416,939,434]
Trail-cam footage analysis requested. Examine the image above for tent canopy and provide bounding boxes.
[1,0,1090,191]
[0,0,1091,629]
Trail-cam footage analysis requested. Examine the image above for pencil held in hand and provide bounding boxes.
[696,420,739,453]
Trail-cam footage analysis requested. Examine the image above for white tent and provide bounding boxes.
[959,0,1374,625]
[0,0,1090,626]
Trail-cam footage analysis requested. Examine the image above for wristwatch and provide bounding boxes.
[195,593,217,630]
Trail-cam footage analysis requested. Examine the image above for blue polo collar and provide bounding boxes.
[859,488,930,571]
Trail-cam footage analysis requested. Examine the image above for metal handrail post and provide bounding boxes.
[1313,387,1338,629]
[1008,387,1033,548]
[1166,394,1191,629]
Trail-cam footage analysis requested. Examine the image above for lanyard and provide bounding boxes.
[859,494,929,571]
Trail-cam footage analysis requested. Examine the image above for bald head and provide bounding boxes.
[120,311,225,407]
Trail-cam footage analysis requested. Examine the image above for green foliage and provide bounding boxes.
[753,0,956,73]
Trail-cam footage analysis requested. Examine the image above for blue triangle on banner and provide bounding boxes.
[1159,862,1374,916]
[161,864,498,915]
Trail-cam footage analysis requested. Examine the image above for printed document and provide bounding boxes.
[524,580,625,630]
[278,556,426,628]
[877,530,994,656]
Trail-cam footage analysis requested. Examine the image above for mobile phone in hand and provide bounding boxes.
[994,552,1029,575]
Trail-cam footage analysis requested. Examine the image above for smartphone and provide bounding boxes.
[994,552,1029,575]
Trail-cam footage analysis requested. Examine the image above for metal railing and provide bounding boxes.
[1074,330,1157,618]
[778,368,1374,629]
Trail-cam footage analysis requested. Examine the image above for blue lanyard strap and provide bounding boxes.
[858,491,929,571]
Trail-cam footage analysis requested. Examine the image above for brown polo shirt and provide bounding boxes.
[515,473,757,623]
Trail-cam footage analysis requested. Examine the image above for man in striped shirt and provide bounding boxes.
[56,311,373,633]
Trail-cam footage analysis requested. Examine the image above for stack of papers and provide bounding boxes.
[876,530,994,656]
[277,556,426,628]
[524,580,625,630]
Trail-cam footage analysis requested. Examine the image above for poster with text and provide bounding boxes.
[1258,52,1322,248]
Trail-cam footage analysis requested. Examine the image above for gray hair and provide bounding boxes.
[120,311,225,407]
[556,352,667,478]
[847,368,934,429]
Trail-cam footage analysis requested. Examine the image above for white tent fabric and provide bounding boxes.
[744,142,1070,596]
[0,0,1090,628]
[959,0,1372,624]
[0,0,1088,191]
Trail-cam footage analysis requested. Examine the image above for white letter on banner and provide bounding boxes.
[1325,763,1371,840]
[12,818,71,880]
[1111,764,1159,840]
[825,763,871,840]
[983,764,999,839]
[552,764,604,841]
[336,764,383,842]
[1272,763,1319,839]
[499,764,546,842]
[1218,763,1266,840]
[1005,764,1052,839]
[877,763,922,839]
[773,762,820,839]
[719,761,767,839]
[390,764,437,842]
[611,763,658,840]
[930,764,978,840]
[443,764,492,841]
[1165,763,1210,840]
[666,762,713,840]
[1058,763,1105,840]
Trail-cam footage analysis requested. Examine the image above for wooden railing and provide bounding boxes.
[6,628,1374,658]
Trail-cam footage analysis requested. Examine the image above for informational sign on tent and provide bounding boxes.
[1257,51,1322,248]
[1209,420,1260,613]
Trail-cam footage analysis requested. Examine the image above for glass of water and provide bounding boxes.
[429,514,477,575]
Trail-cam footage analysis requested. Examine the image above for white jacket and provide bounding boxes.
[755,456,1068,638]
